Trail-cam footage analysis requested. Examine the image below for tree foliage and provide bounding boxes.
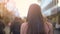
[0,3,14,25]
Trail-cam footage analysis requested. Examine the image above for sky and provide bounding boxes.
[0,0,39,18]
[14,0,38,18]
[58,0,60,6]
[14,0,60,17]
[6,0,52,17]
[0,0,60,18]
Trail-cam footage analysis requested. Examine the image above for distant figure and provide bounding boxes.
[56,23,60,31]
[0,20,5,34]
[10,17,21,34]
[20,4,53,34]
[23,17,27,23]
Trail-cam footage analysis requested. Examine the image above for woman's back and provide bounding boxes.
[20,22,53,34]
[20,4,53,34]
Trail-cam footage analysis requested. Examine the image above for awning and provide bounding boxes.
[43,0,58,11]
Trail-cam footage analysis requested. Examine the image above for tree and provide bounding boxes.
[0,2,15,25]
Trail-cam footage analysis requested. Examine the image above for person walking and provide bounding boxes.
[0,20,5,34]
[20,4,53,34]
[10,17,21,34]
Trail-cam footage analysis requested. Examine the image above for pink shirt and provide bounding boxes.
[20,22,53,34]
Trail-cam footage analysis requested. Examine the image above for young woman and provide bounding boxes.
[20,4,53,34]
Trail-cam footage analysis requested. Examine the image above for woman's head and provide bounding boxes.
[27,4,41,19]
[27,4,46,34]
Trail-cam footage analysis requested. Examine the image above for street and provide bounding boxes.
[54,30,60,34]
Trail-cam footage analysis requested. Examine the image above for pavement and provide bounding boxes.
[54,29,60,34]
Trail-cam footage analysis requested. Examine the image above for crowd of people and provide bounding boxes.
[0,4,53,34]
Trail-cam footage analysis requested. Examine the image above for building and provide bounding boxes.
[47,7,60,24]
[38,0,59,24]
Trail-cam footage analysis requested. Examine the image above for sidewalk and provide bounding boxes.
[54,29,60,34]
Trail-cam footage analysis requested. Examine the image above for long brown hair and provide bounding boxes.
[27,4,46,34]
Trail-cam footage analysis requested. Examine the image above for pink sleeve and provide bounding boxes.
[20,23,28,34]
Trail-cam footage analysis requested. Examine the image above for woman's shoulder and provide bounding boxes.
[20,22,28,34]
[47,22,52,27]
[22,22,28,25]
[21,22,28,28]
[46,22,53,29]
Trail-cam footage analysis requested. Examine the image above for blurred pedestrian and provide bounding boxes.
[56,23,60,31]
[0,20,5,34]
[10,17,22,34]
[20,4,53,34]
